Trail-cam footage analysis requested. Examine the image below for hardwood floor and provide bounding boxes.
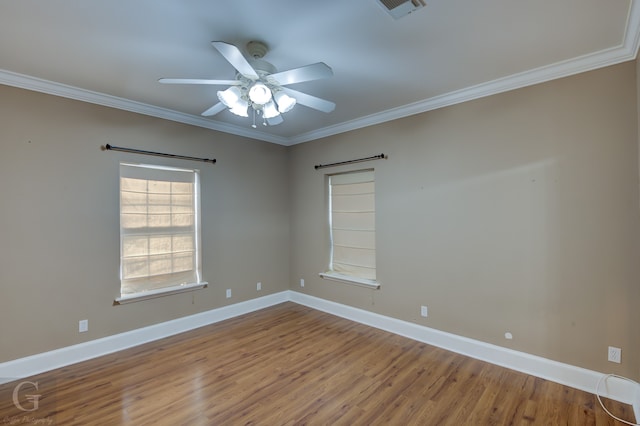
[0,302,634,425]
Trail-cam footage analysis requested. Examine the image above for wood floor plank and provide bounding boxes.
[0,302,634,425]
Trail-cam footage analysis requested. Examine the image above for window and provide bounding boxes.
[321,169,379,288]
[116,163,206,303]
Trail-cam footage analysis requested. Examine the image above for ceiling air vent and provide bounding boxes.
[377,0,426,19]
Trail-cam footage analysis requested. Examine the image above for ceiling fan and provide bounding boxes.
[159,40,335,127]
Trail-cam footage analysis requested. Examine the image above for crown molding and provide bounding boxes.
[0,70,290,146]
[288,46,633,145]
[625,0,640,57]
[1,1,639,146]
[289,1,640,145]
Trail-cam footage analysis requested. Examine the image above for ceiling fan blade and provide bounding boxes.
[201,102,227,117]
[281,87,335,113]
[211,41,259,80]
[159,78,239,85]
[266,115,284,126]
[270,63,333,86]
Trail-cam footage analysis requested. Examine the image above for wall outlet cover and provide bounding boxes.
[608,346,621,363]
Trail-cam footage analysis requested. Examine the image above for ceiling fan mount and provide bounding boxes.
[246,40,269,59]
[159,40,335,127]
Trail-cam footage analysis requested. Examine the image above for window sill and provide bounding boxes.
[319,272,380,289]
[114,282,208,305]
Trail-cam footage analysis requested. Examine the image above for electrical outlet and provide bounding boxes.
[608,346,621,363]
[79,319,88,333]
[257,282,262,291]
[420,306,428,317]
[300,278,305,287]
[226,289,232,299]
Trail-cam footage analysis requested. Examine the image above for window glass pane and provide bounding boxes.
[329,170,376,280]
[119,163,201,296]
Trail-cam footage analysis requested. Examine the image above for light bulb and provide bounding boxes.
[248,83,272,105]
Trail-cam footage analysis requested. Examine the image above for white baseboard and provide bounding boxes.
[633,386,640,423]
[0,291,289,385]
[2,289,638,420]
[289,291,640,415]
[636,385,640,423]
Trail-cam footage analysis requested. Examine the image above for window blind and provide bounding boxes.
[329,170,376,280]
[119,163,201,296]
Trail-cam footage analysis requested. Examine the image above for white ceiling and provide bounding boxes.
[1,0,638,145]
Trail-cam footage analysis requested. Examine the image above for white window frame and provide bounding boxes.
[320,169,380,289]
[115,162,207,304]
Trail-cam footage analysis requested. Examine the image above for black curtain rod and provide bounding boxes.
[102,144,216,164]
[314,153,386,170]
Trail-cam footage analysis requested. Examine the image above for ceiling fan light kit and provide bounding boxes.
[159,40,335,128]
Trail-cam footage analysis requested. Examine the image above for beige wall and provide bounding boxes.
[2,60,639,379]
[290,62,640,378]
[0,86,290,363]
[636,53,640,380]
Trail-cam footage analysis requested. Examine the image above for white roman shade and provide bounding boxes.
[329,170,376,280]
[119,163,202,297]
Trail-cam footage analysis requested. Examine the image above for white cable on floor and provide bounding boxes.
[595,374,639,426]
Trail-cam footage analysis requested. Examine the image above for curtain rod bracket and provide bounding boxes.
[315,153,386,170]
[102,144,216,164]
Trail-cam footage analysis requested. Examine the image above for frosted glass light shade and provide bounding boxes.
[229,99,249,117]
[262,100,280,119]
[274,92,296,113]
[248,83,272,105]
[217,86,242,108]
